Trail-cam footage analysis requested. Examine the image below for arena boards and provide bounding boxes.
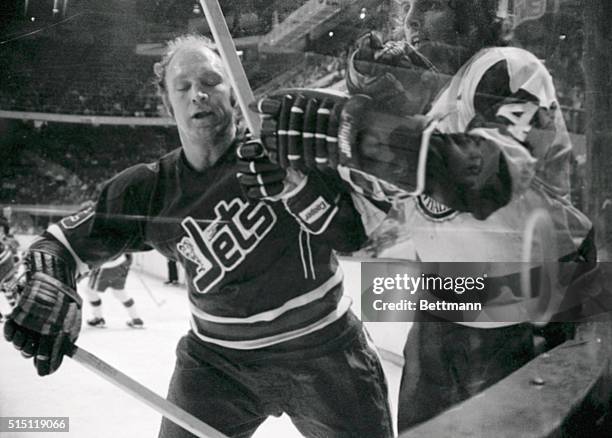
[400,315,612,437]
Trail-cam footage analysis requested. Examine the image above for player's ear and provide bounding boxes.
[153,61,164,79]
[154,62,174,118]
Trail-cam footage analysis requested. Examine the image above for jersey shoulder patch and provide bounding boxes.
[60,205,95,230]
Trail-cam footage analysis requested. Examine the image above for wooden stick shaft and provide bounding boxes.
[70,346,228,438]
[199,0,261,137]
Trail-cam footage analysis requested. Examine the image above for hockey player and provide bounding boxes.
[0,241,18,322]
[3,34,393,438]
[0,215,20,322]
[0,215,20,262]
[83,253,144,328]
[254,0,597,432]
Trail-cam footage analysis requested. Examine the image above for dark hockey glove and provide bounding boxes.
[346,31,445,115]
[255,89,431,202]
[254,88,509,214]
[257,91,344,172]
[4,237,81,376]
[236,139,305,200]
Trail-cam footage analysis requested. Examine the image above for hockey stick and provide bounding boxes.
[68,345,229,438]
[199,0,261,137]
[199,0,337,199]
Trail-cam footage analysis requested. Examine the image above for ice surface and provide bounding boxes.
[0,261,408,437]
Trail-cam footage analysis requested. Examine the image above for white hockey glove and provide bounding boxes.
[3,237,81,376]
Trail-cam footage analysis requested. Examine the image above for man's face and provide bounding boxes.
[402,0,459,48]
[164,45,234,144]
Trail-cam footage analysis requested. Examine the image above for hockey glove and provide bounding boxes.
[255,89,431,202]
[254,88,510,215]
[4,237,81,376]
[347,31,446,115]
[236,139,305,201]
[257,92,342,172]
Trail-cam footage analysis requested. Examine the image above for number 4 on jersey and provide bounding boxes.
[496,101,539,142]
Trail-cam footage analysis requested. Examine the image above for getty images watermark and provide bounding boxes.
[371,271,486,312]
[360,261,551,324]
[360,261,492,323]
[361,260,610,323]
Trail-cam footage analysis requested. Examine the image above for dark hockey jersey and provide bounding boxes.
[47,145,365,348]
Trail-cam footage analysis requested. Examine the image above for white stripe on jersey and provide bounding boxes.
[99,254,128,269]
[189,267,343,324]
[47,224,89,275]
[189,295,352,349]
[306,231,315,279]
[299,228,308,278]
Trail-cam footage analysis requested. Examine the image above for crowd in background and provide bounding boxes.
[0,5,588,234]
[0,123,178,234]
[0,41,163,117]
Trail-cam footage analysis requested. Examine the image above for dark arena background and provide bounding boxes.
[0,1,611,437]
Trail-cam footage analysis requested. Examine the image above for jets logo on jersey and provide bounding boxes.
[178,198,277,294]
[416,195,458,221]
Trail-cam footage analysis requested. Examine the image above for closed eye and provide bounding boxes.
[201,72,222,87]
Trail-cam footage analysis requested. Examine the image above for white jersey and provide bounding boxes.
[360,47,593,327]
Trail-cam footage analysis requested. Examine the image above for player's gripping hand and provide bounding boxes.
[236,139,305,200]
[347,31,406,101]
[347,31,444,115]
[3,238,81,376]
[256,91,346,172]
[348,31,421,95]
